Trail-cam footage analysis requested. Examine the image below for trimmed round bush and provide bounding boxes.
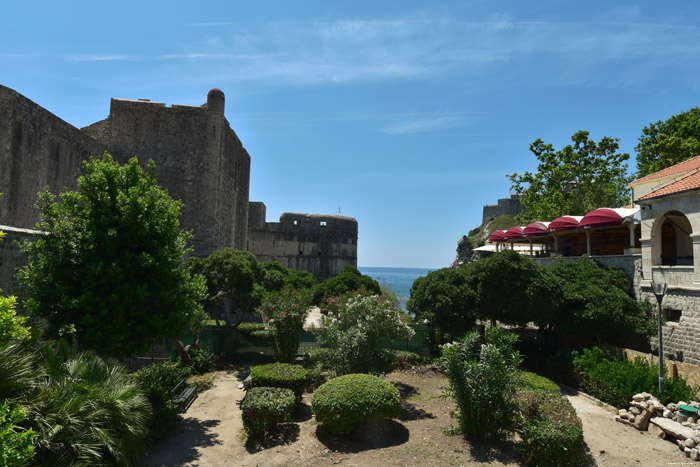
[241,387,295,437]
[250,363,308,402]
[311,373,401,434]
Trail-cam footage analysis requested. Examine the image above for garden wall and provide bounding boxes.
[0,225,39,303]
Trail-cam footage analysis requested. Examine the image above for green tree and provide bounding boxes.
[189,249,265,327]
[635,107,700,177]
[470,250,562,346]
[407,267,477,344]
[549,258,654,345]
[260,261,318,293]
[19,154,206,360]
[509,131,631,221]
[312,265,380,305]
[259,287,312,363]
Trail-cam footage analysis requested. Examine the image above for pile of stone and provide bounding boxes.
[615,392,700,461]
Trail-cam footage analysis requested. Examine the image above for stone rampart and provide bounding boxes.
[248,206,358,281]
[481,194,524,224]
[0,225,39,304]
[82,96,251,256]
[0,85,105,229]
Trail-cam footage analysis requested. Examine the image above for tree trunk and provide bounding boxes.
[172,338,192,366]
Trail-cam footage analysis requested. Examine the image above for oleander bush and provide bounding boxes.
[250,363,308,403]
[573,347,697,407]
[241,387,295,437]
[311,373,401,434]
[316,290,414,375]
[441,327,522,440]
[516,378,584,467]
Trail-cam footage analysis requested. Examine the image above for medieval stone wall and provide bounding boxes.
[482,194,525,224]
[0,85,105,229]
[0,225,39,304]
[82,94,251,256]
[248,205,358,281]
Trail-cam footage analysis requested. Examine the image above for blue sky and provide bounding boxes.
[3,1,700,268]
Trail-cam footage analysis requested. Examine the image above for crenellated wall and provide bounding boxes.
[248,204,358,281]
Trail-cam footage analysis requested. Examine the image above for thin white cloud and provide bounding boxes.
[382,116,463,135]
[50,17,700,88]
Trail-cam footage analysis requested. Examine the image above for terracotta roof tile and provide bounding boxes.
[630,156,700,185]
[638,169,700,200]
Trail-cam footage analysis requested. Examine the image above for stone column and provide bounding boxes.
[691,232,700,284]
[628,223,636,248]
[585,230,592,256]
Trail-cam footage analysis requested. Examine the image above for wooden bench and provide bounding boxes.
[170,379,197,412]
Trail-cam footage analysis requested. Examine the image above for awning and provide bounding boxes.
[504,226,525,240]
[579,207,639,229]
[548,216,583,232]
[523,222,550,237]
[488,230,506,242]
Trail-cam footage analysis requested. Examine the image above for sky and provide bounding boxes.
[2,1,700,268]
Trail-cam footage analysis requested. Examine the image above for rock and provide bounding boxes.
[692,449,700,461]
[687,438,697,449]
[686,447,692,457]
[691,401,700,409]
[619,409,628,418]
[669,403,679,411]
[627,413,636,421]
[679,439,687,451]
[634,410,653,431]
[630,407,641,416]
[649,423,666,439]
[633,394,646,402]
[694,436,700,445]
[664,410,674,418]
[631,401,647,410]
[652,418,698,440]
[690,417,697,424]
[680,401,688,407]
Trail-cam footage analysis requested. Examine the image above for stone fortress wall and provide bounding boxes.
[0,85,357,297]
[248,202,358,282]
[82,89,250,255]
[482,193,524,224]
[0,85,106,228]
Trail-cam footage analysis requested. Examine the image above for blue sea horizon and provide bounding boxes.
[358,266,434,311]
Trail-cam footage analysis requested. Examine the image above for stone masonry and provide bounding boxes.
[247,202,358,282]
[0,85,358,299]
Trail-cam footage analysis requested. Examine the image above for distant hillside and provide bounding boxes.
[467,214,522,248]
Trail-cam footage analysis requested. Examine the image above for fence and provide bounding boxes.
[170,324,437,363]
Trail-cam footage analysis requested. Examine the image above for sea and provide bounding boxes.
[358,266,434,311]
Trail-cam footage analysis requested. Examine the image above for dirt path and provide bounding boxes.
[142,369,693,466]
[563,388,683,466]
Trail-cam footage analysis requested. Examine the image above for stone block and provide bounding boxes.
[652,417,697,440]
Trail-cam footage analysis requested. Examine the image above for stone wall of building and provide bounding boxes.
[82,91,250,256]
[482,194,524,224]
[0,225,39,304]
[0,85,106,229]
[248,205,358,282]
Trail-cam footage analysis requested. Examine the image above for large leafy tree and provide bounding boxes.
[549,258,654,345]
[469,250,562,347]
[509,131,631,221]
[406,266,477,344]
[635,107,700,177]
[19,154,206,359]
[311,265,380,305]
[188,249,266,327]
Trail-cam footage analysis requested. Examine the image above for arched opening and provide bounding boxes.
[658,211,693,266]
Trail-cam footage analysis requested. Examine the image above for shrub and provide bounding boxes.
[188,347,214,375]
[518,395,584,466]
[441,326,522,440]
[250,363,308,403]
[312,265,380,305]
[316,290,414,375]
[573,347,697,406]
[238,322,271,339]
[132,362,191,441]
[0,404,36,467]
[390,350,426,370]
[259,288,311,363]
[517,371,561,395]
[312,373,401,434]
[241,387,295,437]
